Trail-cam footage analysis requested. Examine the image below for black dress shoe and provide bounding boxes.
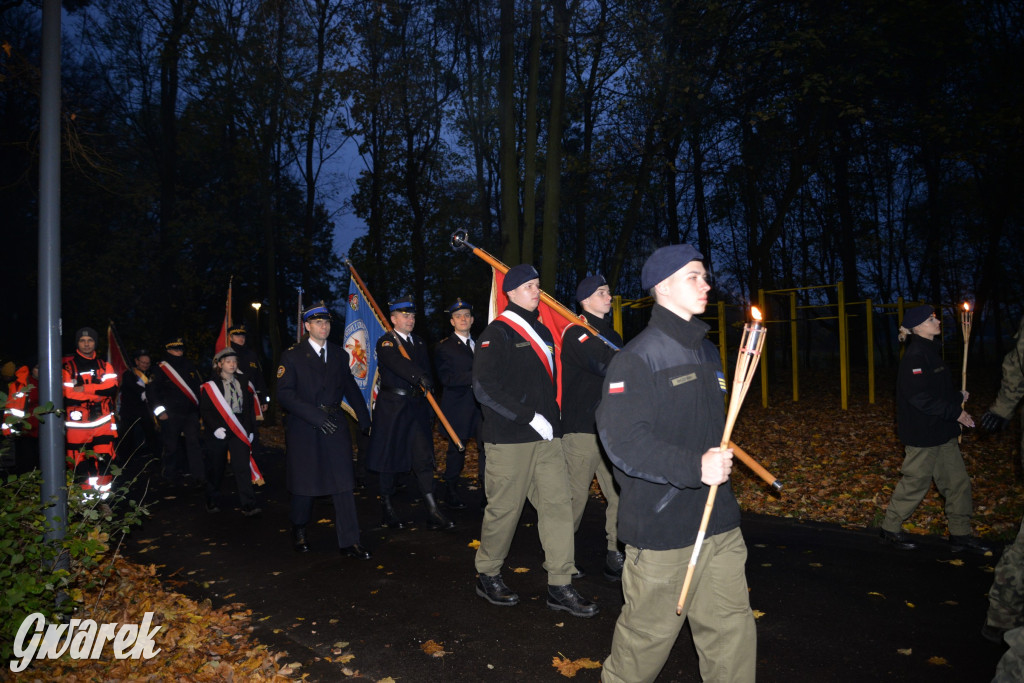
[879,529,917,550]
[547,584,600,618]
[603,550,625,581]
[340,544,372,560]
[950,534,994,555]
[445,484,467,510]
[293,526,311,553]
[476,573,520,606]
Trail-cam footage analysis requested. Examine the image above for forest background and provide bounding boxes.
[1,0,1022,370]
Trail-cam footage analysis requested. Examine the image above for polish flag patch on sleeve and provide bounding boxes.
[481,341,490,348]
[608,381,625,394]
[577,332,589,343]
[912,368,922,374]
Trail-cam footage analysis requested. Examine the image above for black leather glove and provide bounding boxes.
[318,410,339,435]
[418,376,434,394]
[980,410,1009,433]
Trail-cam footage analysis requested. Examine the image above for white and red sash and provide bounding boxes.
[200,380,265,486]
[159,361,198,405]
[498,310,554,383]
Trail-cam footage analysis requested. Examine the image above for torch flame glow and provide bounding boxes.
[963,302,970,312]
[751,306,762,322]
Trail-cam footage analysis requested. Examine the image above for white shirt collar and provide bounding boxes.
[307,339,325,356]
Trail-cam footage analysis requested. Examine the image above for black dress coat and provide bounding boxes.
[276,339,371,496]
[366,332,434,473]
[434,334,481,439]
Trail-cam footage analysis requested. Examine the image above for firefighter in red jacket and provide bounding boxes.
[62,327,119,496]
[3,358,41,473]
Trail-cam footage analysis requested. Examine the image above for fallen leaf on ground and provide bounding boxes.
[421,640,448,657]
[513,567,530,573]
[468,539,481,549]
[928,656,949,666]
[752,610,765,619]
[897,648,912,656]
[868,591,886,598]
[552,655,602,677]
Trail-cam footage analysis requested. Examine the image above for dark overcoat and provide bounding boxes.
[276,339,371,496]
[434,334,481,439]
[366,332,434,473]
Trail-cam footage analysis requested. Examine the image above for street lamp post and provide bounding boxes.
[251,302,262,355]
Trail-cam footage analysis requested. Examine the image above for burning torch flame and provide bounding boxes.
[963,302,970,312]
[751,306,763,322]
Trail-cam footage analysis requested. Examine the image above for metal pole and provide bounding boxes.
[39,0,67,549]
[758,289,768,407]
[790,292,798,402]
[837,281,849,410]
[866,299,875,404]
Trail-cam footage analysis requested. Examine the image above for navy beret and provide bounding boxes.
[447,298,473,315]
[389,295,416,312]
[302,301,332,321]
[641,244,704,290]
[902,304,934,330]
[575,274,607,303]
[503,264,539,292]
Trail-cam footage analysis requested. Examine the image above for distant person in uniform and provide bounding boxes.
[434,298,485,510]
[200,347,262,516]
[472,264,597,618]
[878,304,993,554]
[276,301,373,559]
[367,295,453,531]
[149,337,205,486]
[561,274,625,581]
[119,349,158,460]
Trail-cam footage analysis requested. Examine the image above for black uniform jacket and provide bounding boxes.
[119,369,151,422]
[434,333,481,438]
[560,311,623,435]
[596,305,739,550]
[896,334,963,447]
[199,374,257,443]
[149,355,203,416]
[277,339,370,496]
[366,331,433,472]
[473,302,561,444]
[229,341,269,405]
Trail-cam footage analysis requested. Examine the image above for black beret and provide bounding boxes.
[302,301,332,322]
[389,295,416,313]
[447,298,473,315]
[575,274,607,303]
[902,304,934,330]
[641,244,704,290]
[503,264,539,292]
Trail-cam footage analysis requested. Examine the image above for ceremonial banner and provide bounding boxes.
[215,277,233,353]
[107,321,129,378]
[341,275,386,419]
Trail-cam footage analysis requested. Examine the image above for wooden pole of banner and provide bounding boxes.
[345,260,465,452]
[450,230,616,349]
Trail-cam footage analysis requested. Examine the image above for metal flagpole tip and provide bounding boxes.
[450,230,469,251]
[771,481,783,492]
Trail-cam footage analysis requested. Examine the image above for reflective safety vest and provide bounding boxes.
[63,351,119,465]
[3,366,39,438]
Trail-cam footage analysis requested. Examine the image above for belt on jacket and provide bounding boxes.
[380,385,415,397]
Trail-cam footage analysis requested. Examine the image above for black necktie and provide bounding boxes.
[319,347,326,364]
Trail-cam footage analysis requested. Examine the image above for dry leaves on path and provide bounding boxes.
[552,654,602,677]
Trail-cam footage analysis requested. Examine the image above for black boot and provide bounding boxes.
[444,481,467,510]
[293,525,310,553]
[476,573,519,606]
[424,493,454,530]
[547,584,600,618]
[380,495,405,529]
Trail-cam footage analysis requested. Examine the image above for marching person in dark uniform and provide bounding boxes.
[227,325,270,413]
[596,245,755,682]
[200,347,262,516]
[118,349,158,460]
[367,295,453,531]
[149,337,205,485]
[878,304,993,554]
[277,301,373,559]
[434,298,486,510]
[472,264,597,618]
[560,274,625,581]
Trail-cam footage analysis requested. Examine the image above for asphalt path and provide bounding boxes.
[123,445,1006,682]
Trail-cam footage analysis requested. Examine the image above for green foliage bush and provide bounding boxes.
[0,392,149,663]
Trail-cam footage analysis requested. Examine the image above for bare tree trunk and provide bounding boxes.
[498,0,519,263]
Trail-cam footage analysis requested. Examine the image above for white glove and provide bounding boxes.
[214,427,227,440]
[247,432,254,442]
[529,413,553,441]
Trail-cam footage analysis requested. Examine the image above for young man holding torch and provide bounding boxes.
[596,245,755,683]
